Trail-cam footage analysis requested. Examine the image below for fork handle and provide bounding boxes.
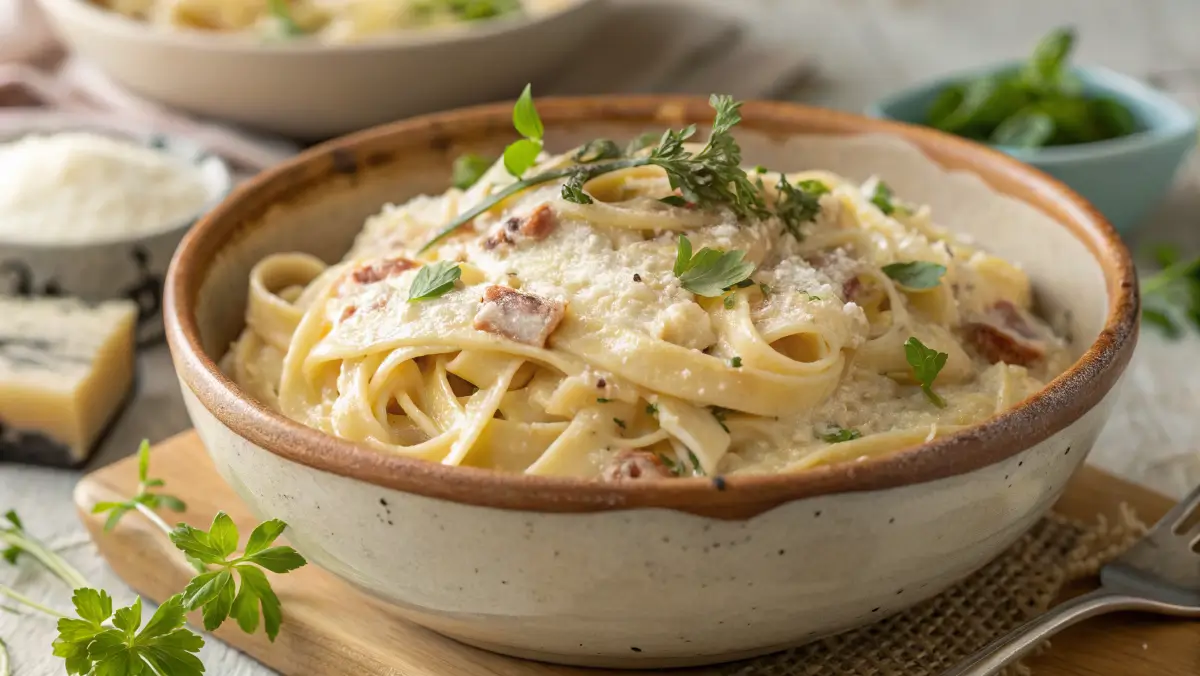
[941,589,1164,676]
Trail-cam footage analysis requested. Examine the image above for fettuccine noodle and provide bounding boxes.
[223,151,1071,480]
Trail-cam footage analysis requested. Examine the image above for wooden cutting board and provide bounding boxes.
[73,431,1200,675]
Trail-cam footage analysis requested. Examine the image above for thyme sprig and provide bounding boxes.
[421,93,791,253]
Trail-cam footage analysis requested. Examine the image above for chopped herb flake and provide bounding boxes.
[904,337,949,407]
[882,261,948,290]
[730,356,742,368]
[819,425,862,444]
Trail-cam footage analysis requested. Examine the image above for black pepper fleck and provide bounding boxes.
[379,498,388,507]
[872,607,881,613]
[778,549,786,556]
[814,510,822,518]
[633,273,642,282]
[630,647,642,653]
[713,476,727,491]
[597,378,607,388]
[888,517,895,524]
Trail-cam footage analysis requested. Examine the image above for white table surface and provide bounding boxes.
[5,0,1200,673]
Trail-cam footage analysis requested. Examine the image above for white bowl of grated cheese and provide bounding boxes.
[0,119,233,343]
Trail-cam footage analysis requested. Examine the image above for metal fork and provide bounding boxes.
[943,483,1200,676]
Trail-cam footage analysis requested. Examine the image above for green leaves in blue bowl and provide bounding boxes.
[926,27,1139,149]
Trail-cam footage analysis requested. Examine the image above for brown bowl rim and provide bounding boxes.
[164,95,1139,519]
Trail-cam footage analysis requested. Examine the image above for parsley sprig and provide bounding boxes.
[93,440,187,534]
[1141,244,1200,338]
[2,510,88,589]
[268,0,303,37]
[904,337,949,408]
[1,440,307,674]
[882,261,947,290]
[818,425,862,444]
[673,234,755,297]
[408,261,462,302]
[53,592,204,676]
[173,513,305,640]
[451,153,494,190]
[419,92,769,253]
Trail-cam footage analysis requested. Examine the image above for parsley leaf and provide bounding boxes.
[574,139,621,164]
[596,398,611,403]
[625,132,660,156]
[904,337,949,408]
[818,425,862,444]
[170,513,306,641]
[673,235,755,297]
[730,356,742,368]
[502,84,544,177]
[686,449,706,476]
[451,153,493,190]
[53,592,204,676]
[1140,245,1200,337]
[612,418,626,430]
[775,177,826,238]
[870,180,897,215]
[659,195,690,207]
[711,407,730,433]
[268,0,303,36]
[3,509,89,588]
[407,262,462,302]
[92,440,187,534]
[882,261,947,290]
[645,403,658,416]
[560,170,593,204]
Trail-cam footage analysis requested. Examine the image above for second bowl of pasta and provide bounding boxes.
[164,94,1137,667]
[35,0,605,138]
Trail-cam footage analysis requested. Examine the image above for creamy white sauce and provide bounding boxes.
[0,132,209,245]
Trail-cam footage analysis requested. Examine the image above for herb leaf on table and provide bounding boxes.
[1141,244,1200,337]
[92,440,186,533]
[172,513,307,640]
[53,592,205,676]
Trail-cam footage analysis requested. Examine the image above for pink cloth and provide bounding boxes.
[0,0,296,173]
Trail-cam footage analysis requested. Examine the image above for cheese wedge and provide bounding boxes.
[0,297,137,466]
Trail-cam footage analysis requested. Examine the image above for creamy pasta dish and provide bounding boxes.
[92,0,567,41]
[225,93,1070,480]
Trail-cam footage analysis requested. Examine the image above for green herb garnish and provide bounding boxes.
[882,261,947,290]
[673,234,755,297]
[92,440,186,533]
[268,0,303,36]
[926,27,1138,148]
[659,195,690,207]
[775,177,825,239]
[645,403,658,416]
[574,139,621,164]
[870,181,896,215]
[723,295,735,309]
[418,93,768,253]
[758,282,772,296]
[819,425,862,444]
[687,449,706,476]
[711,407,730,433]
[407,262,461,302]
[2,511,88,588]
[730,356,742,368]
[53,592,204,676]
[172,513,305,639]
[597,397,611,403]
[502,84,544,177]
[613,418,626,430]
[904,337,949,408]
[1140,244,1200,337]
[451,153,494,190]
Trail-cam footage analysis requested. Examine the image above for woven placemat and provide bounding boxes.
[719,507,1146,676]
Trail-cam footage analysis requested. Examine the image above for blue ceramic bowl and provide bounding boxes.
[867,63,1198,234]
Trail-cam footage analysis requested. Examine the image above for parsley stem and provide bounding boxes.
[0,584,68,619]
[1,531,90,589]
[133,502,174,539]
[1142,257,1200,296]
[418,157,652,252]
[0,635,9,676]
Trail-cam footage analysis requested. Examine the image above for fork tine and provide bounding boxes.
[1149,482,1200,536]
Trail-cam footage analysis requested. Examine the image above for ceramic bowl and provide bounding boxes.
[164,97,1139,668]
[866,63,1198,235]
[36,0,607,139]
[0,113,232,344]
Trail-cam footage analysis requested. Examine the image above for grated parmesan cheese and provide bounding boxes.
[0,132,209,244]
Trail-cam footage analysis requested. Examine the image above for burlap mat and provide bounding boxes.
[722,507,1146,676]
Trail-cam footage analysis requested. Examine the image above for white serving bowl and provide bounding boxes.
[36,0,607,139]
[0,114,232,343]
[164,97,1138,667]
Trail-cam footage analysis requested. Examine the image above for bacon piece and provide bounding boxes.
[841,276,862,302]
[484,204,557,249]
[963,300,1047,366]
[351,257,417,284]
[473,285,565,347]
[339,305,358,322]
[602,450,674,482]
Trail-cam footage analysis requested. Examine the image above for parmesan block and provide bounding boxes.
[0,297,137,466]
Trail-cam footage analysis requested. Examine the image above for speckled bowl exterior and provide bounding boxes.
[164,97,1139,667]
[0,116,232,344]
